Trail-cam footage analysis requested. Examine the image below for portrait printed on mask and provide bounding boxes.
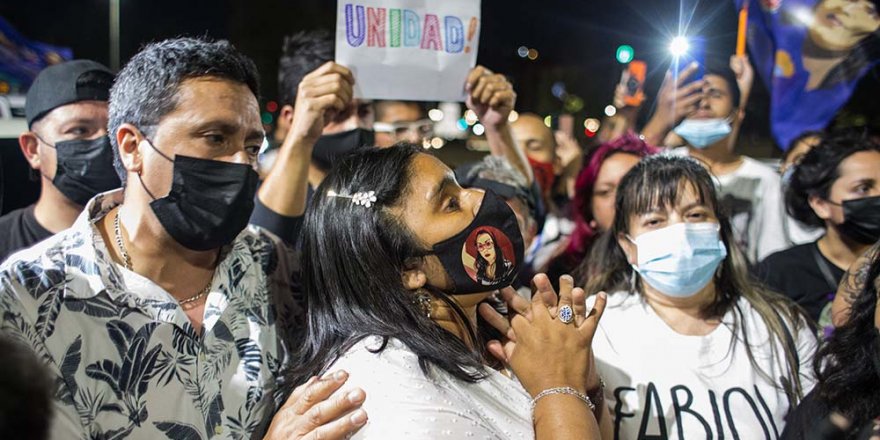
[461,226,517,286]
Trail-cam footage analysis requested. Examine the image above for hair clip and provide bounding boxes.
[327,190,377,208]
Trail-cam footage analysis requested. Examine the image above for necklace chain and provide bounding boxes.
[113,210,211,307]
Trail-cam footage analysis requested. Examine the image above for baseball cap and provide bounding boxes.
[25,60,114,128]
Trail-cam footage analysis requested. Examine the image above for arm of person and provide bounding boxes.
[727,55,755,154]
[482,275,607,439]
[831,242,880,326]
[465,66,533,184]
[555,133,584,200]
[256,62,355,219]
[250,198,306,247]
[641,64,704,147]
[263,370,367,440]
[599,79,642,143]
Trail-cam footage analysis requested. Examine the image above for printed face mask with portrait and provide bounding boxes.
[137,137,259,251]
[431,190,524,294]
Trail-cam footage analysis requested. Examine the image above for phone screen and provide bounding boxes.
[673,37,705,85]
[623,60,647,107]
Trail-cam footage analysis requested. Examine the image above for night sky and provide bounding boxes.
[3,0,877,154]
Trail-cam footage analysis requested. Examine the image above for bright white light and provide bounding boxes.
[464,109,478,125]
[584,118,601,132]
[508,110,519,123]
[604,105,617,117]
[428,108,444,122]
[430,137,445,149]
[473,123,486,136]
[669,36,690,57]
[791,6,815,26]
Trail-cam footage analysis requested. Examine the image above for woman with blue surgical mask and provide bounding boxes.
[584,155,817,439]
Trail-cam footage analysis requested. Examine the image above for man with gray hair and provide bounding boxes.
[0,37,365,439]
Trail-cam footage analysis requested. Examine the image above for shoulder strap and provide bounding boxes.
[811,243,840,292]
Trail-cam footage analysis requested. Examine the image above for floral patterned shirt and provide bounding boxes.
[0,190,302,439]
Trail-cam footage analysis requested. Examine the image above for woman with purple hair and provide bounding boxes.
[545,133,658,285]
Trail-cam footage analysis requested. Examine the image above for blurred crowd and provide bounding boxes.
[0,18,879,440]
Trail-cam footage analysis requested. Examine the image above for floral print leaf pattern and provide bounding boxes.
[35,285,64,338]
[96,424,135,440]
[234,339,262,382]
[10,261,65,301]
[154,421,204,440]
[65,295,118,318]
[59,336,83,399]
[0,192,301,438]
[85,360,124,398]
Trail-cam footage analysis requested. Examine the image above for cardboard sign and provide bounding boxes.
[335,0,481,101]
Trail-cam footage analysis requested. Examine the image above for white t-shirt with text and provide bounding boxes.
[589,292,817,440]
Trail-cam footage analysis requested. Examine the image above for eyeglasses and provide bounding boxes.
[476,240,494,251]
[373,119,434,140]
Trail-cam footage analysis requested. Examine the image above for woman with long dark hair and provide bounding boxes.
[584,154,817,438]
[781,243,880,439]
[758,130,880,334]
[545,133,657,284]
[282,144,611,439]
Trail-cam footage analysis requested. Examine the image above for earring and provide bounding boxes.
[629,269,638,292]
[413,288,432,318]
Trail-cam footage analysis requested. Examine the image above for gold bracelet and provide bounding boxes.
[530,386,595,421]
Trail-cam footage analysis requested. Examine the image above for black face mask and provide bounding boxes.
[834,196,880,245]
[431,190,524,294]
[138,139,258,251]
[311,128,375,172]
[41,136,121,205]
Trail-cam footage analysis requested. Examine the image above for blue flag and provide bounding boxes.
[737,0,880,150]
[0,16,73,94]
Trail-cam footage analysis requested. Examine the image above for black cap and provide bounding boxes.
[25,60,114,127]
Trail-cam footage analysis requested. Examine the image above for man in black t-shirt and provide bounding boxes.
[0,60,118,262]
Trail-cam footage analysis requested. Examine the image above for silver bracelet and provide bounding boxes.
[530,386,595,419]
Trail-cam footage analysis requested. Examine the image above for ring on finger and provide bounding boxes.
[558,305,574,324]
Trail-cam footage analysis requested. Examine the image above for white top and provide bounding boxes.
[589,292,817,440]
[329,336,533,439]
[673,149,791,263]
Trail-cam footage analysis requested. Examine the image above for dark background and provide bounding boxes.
[3,0,879,148]
[1,0,879,213]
